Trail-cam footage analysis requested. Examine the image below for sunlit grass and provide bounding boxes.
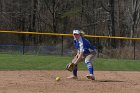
[0,54,139,71]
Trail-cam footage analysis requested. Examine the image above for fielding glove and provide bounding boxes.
[66,63,75,72]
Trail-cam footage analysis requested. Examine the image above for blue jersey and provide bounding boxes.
[74,37,95,54]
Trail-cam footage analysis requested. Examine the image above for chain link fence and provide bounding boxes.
[0,32,139,60]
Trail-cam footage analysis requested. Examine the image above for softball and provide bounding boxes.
[55,77,60,81]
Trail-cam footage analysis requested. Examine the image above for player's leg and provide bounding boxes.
[73,64,78,76]
[67,53,84,79]
[71,54,84,77]
[85,58,95,80]
[85,51,97,80]
[67,64,78,79]
[67,55,78,79]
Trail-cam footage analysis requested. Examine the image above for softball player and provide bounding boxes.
[67,29,97,80]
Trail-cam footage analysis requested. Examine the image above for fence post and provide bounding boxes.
[61,36,64,56]
[97,38,100,58]
[22,35,25,55]
[133,40,136,60]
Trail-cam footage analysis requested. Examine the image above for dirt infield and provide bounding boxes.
[0,71,139,93]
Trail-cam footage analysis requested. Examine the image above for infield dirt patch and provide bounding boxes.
[0,71,139,93]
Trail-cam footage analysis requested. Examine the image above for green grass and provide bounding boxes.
[93,59,140,71]
[0,54,140,71]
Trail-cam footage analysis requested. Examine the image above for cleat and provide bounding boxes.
[67,75,78,79]
[86,75,95,80]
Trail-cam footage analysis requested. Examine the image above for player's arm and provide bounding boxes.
[66,51,83,72]
[73,38,84,64]
[73,52,83,64]
[72,50,80,63]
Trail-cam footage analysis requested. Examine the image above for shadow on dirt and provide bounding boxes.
[77,79,124,83]
[95,80,124,82]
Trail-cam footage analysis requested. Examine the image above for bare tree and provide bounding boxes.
[0,0,139,47]
[124,0,140,45]
[131,0,140,38]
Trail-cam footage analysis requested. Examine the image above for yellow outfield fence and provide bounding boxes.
[0,30,139,60]
[0,30,140,40]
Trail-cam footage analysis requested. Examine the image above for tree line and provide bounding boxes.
[0,0,140,48]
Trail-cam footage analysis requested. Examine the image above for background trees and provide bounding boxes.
[0,0,139,47]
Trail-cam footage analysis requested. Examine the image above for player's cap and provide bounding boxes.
[73,30,80,34]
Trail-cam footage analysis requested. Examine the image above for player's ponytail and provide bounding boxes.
[80,30,85,37]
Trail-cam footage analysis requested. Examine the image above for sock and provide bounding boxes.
[86,61,94,75]
[73,65,78,76]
